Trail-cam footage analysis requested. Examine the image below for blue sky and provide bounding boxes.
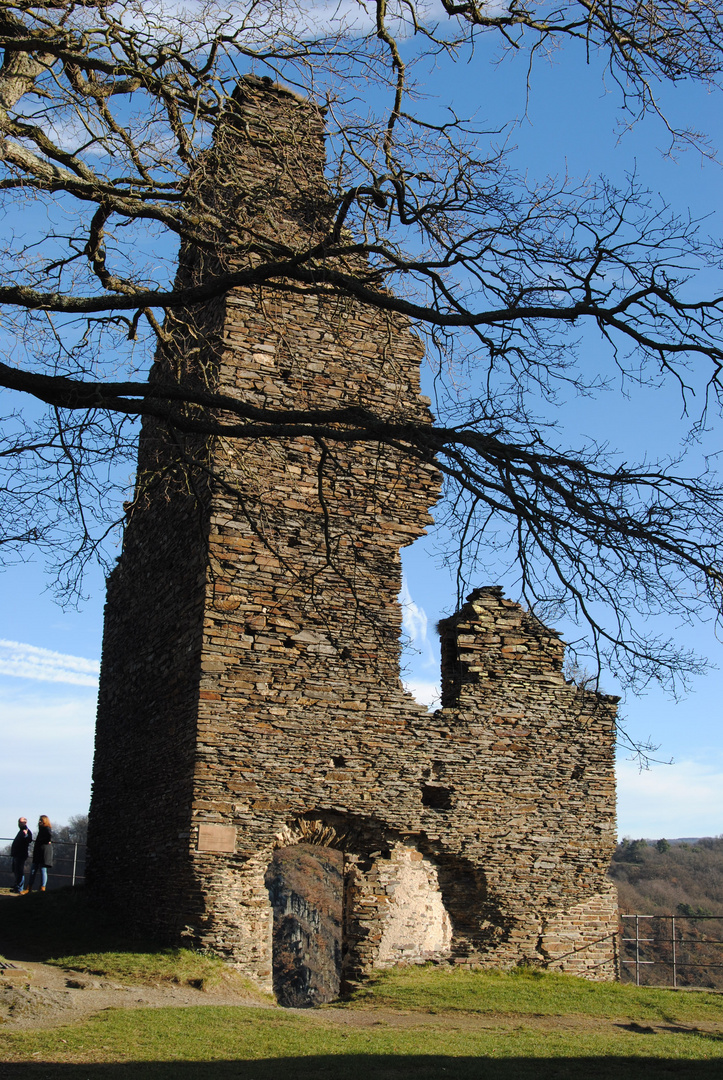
[2,16,723,842]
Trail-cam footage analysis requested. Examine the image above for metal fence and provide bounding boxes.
[620,913,723,989]
[0,837,86,891]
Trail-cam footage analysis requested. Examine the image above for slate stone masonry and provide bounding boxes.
[88,78,619,992]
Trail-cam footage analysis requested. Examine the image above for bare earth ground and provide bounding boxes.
[2,895,723,1042]
[4,959,723,1044]
[0,954,276,1029]
[0,890,275,1030]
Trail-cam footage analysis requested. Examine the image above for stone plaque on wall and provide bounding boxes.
[197,824,237,853]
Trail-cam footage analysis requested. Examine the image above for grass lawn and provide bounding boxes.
[1,892,722,1077]
[0,1000,722,1077]
[345,963,723,1023]
[0,966,721,1078]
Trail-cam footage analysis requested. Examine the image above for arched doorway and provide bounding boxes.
[265,817,458,1005]
[265,843,344,1007]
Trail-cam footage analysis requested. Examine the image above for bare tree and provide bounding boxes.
[54,813,88,844]
[2,0,723,689]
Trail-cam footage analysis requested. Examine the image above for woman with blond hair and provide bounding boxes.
[25,816,52,893]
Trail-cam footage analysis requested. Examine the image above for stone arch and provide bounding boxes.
[271,812,509,967]
[267,811,455,998]
[272,814,350,852]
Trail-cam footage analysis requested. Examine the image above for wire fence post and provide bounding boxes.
[71,842,78,888]
[620,912,723,988]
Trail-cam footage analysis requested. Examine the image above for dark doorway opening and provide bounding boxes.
[265,843,344,1007]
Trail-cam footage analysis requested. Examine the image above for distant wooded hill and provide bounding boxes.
[610,837,723,916]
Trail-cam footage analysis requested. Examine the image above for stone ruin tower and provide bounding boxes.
[89,78,619,994]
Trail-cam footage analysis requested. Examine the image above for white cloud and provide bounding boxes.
[403,678,441,710]
[400,578,429,651]
[82,0,505,53]
[0,640,99,686]
[617,756,723,840]
[109,0,379,46]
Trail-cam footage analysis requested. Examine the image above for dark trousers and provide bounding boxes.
[11,856,27,891]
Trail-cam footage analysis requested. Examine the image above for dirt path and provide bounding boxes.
[0,953,276,1030]
[4,956,723,1043]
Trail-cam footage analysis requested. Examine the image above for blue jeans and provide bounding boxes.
[11,857,27,891]
[28,864,48,890]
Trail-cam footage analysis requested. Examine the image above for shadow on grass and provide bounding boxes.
[0,888,159,963]
[618,1022,723,1041]
[1,1058,722,1079]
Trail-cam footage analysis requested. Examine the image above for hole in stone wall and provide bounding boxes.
[332,755,346,767]
[421,783,453,809]
[265,844,344,1008]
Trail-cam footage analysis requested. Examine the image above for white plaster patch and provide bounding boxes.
[376,847,452,964]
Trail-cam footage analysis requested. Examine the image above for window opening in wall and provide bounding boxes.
[265,844,344,1007]
[421,783,453,809]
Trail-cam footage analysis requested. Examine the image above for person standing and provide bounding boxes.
[25,816,52,893]
[10,817,32,894]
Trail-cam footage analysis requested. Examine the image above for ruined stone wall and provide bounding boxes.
[433,587,619,975]
[88,461,211,927]
[89,78,618,991]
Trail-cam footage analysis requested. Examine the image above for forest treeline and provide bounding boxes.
[610,837,723,916]
[611,837,723,988]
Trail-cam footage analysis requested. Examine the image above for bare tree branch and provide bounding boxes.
[2,0,723,692]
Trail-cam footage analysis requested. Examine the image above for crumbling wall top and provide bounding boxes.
[438,587,618,710]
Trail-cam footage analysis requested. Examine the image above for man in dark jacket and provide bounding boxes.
[10,817,32,894]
